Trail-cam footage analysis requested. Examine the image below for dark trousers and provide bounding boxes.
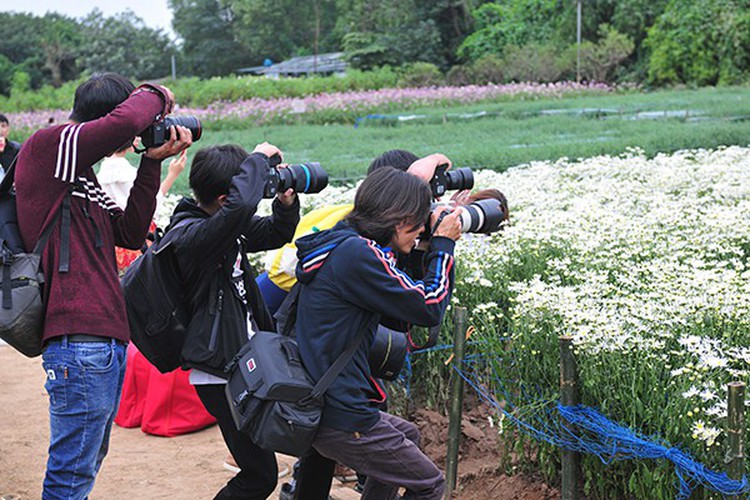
[296,449,336,500]
[196,384,278,500]
[313,412,444,500]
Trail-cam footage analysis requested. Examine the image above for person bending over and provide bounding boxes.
[295,167,461,500]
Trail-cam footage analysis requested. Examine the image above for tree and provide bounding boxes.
[576,24,634,82]
[78,10,176,80]
[0,12,79,89]
[457,0,563,62]
[645,0,750,85]
[337,0,464,69]
[38,14,83,87]
[227,0,339,64]
[170,0,252,76]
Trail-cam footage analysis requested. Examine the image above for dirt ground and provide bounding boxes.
[0,344,557,499]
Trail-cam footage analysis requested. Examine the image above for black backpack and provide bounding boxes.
[0,159,73,357]
[121,218,196,373]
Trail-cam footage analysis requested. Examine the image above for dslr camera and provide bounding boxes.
[264,154,329,199]
[428,165,506,234]
[140,116,203,149]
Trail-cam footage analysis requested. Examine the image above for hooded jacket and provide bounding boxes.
[295,221,455,432]
[168,152,300,377]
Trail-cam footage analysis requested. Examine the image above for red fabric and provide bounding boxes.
[115,344,216,437]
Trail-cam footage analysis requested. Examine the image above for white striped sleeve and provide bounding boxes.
[54,123,85,184]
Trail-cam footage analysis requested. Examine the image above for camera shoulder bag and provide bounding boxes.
[121,217,198,373]
[225,323,366,457]
[0,159,73,357]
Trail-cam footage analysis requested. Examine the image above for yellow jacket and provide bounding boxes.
[267,204,353,291]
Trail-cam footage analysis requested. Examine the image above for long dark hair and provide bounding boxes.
[346,167,431,246]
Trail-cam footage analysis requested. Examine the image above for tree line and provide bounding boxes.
[2,0,749,96]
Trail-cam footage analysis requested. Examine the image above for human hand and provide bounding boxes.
[168,150,187,177]
[144,125,193,161]
[273,162,297,206]
[431,206,462,242]
[253,142,282,161]
[0,137,5,153]
[407,153,452,183]
[450,189,471,207]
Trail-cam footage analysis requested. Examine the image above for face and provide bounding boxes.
[390,220,423,254]
[0,122,9,138]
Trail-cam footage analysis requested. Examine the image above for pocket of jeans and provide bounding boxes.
[75,344,116,373]
[42,361,67,413]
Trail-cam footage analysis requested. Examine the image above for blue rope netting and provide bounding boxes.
[403,345,750,499]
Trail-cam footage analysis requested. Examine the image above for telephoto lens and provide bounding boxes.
[368,325,409,381]
[264,162,329,198]
[458,198,506,234]
[140,116,202,149]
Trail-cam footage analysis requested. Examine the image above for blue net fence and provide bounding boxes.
[403,345,750,499]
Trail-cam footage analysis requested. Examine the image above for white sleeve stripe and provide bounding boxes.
[54,125,72,180]
[61,125,73,182]
[67,124,83,183]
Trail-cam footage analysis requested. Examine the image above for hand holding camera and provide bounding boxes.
[430,206,462,241]
[143,124,194,161]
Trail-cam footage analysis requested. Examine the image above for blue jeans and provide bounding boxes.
[41,337,127,500]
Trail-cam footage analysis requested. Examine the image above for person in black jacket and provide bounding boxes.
[295,167,461,500]
[0,113,21,177]
[167,142,300,499]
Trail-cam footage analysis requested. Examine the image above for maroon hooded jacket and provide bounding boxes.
[16,85,171,343]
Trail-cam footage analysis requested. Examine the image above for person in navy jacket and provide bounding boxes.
[295,166,462,500]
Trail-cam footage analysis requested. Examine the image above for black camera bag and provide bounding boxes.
[225,326,365,457]
[0,159,72,357]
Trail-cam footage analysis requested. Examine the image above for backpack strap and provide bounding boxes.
[274,282,302,337]
[302,320,367,405]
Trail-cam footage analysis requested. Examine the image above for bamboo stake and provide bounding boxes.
[560,336,580,500]
[444,307,468,499]
[727,381,746,480]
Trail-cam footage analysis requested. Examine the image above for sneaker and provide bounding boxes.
[223,454,240,474]
[279,482,295,500]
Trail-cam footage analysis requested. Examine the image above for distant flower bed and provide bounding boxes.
[9,81,616,132]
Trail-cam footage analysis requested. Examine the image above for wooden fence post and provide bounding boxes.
[560,336,581,500]
[444,306,468,499]
[727,381,746,481]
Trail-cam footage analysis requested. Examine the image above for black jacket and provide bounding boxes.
[169,152,300,377]
[295,221,455,432]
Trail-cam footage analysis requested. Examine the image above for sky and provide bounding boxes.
[1,0,176,39]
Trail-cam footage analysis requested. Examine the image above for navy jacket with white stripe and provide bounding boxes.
[16,84,170,343]
[295,220,455,432]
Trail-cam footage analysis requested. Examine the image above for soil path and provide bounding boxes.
[0,345,557,499]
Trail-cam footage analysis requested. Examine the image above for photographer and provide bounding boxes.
[14,72,191,499]
[295,167,461,500]
[165,142,300,499]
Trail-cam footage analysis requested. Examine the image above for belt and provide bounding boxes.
[50,334,123,344]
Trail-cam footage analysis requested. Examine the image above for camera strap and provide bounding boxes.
[429,209,450,237]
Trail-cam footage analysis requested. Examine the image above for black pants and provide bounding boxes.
[196,384,278,500]
[296,449,336,500]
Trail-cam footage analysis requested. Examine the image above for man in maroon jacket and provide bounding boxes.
[15,73,192,499]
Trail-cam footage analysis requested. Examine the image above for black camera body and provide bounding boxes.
[140,115,202,149]
[263,161,329,199]
[430,164,474,198]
